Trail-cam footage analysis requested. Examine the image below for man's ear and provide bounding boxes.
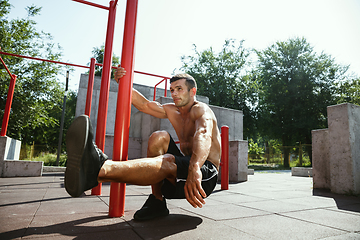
[191,87,196,97]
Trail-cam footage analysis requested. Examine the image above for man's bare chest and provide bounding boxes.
[168,115,195,141]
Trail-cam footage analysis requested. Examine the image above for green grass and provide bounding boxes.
[24,153,67,167]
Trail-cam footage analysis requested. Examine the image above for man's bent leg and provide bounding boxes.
[146,131,173,200]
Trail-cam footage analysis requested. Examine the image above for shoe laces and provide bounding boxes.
[93,142,108,161]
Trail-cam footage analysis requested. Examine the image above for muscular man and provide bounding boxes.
[64,67,221,221]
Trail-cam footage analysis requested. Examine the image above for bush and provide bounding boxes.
[26,153,67,167]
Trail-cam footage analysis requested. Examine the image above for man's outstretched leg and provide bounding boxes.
[65,116,177,221]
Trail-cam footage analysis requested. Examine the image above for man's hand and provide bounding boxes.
[114,66,126,83]
[184,165,207,208]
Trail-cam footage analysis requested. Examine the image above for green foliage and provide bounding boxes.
[335,77,360,106]
[0,0,76,154]
[255,37,349,167]
[88,44,120,78]
[29,153,67,167]
[248,138,264,159]
[180,39,259,138]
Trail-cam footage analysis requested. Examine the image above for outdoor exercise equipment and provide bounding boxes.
[221,126,229,190]
[0,0,230,219]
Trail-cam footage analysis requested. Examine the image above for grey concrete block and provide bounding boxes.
[328,103,360,194]
[2,160,43,177]
[43,166,66,172]
[227,140,248,182]
[312,129,330,189]
[1,136,22,177]
[291,167,313,177]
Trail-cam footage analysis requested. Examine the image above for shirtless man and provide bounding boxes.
[64,67,221,221]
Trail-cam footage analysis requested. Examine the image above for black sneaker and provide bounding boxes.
[134,194,170,221]
[65,115,108,197]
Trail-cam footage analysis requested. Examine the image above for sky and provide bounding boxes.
[7,0,360,91]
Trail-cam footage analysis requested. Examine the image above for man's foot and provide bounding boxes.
[65,115,108,197]
[134,194,169,221]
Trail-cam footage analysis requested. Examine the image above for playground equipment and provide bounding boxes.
[1,0,231,218]
[0,54,16,137]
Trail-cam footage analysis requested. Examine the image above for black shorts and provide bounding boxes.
[161,134,218,199]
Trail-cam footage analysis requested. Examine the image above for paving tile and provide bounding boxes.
[0,201,40,216]
[182,202,270,220]
[282,208,360,232]
[129,208,261,240]
[223,214,347,240]
[0,214,33,240]
[327,203,360,216]
[319,232,360,240]
[209,192,269,204]
[36,196,109,215]
[2,172,360,240]
[238,199,315,213]
[20,228,141,240]
[26,212,131,237]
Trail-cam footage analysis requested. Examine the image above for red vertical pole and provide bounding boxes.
[1,74,16,137]
[92,0,117,196]
[85,58,96,116]
[221,125,229,190]
[109,0,138,218]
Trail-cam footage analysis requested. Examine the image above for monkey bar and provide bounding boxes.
[1,0,230,220]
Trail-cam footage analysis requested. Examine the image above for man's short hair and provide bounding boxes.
[169,73,197,91]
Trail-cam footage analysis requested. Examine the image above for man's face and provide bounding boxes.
[170,79,193,107]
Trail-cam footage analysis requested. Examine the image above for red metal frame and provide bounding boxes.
[0,51,89,69]
[1,0,168,217]
[153,78,169,101]
[85,58,96,116]
[72,0,110,10]
[221,126,229,190]
[109,0,138,218]
[0,54,16,137]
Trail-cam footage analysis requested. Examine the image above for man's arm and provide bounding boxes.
[184,105,213,208]
[114,67,167,119]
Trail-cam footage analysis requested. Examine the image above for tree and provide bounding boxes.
[255,37,348,167]
[180,39,259,138]
[0,0,74,152]
[335,77,360,106]
[88,44,120,78]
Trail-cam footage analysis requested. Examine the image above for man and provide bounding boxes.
[65,67,221,221]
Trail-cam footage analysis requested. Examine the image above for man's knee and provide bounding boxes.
[162,154,177,178]
[148,131,170,149]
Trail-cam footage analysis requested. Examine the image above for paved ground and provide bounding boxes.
[0,171,359,240]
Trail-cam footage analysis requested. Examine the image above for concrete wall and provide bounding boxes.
[312,103,360,194]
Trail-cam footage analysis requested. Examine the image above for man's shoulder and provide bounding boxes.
[162,103,177,113]
[163,103,176,109]
[192,101,212,112]
[191,101,215,118]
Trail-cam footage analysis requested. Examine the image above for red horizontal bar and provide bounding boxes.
[134,70,169,80]
[1,51,171,82]
[0,56,13,80]
[0,51,90,69]
[72,0,109,10]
